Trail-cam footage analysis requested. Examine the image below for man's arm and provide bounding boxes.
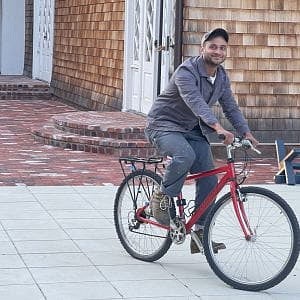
[218,76,259,146]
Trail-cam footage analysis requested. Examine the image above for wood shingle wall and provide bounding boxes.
[183,0,300,142]
[24,0,33,77]
[51,0,125,111]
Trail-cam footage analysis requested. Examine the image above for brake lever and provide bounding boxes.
[243,139,261,154]
[250,143,261,155]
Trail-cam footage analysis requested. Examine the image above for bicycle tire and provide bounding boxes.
[114,169,174,262]
[203,186,300,291]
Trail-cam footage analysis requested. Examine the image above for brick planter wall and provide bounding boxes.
[183,1,300,142]
[51,0,125,111]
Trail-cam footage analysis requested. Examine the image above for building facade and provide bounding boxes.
[2,0,300,142]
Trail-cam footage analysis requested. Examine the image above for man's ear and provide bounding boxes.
[200,46,204,55]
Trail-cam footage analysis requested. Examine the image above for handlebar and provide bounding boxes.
[218,135,261,158]
[233,137,261,154]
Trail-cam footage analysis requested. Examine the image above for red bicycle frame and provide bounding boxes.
[136,159,253,240]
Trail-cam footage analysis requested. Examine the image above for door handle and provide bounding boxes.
[154,40,166,52]
[166,36,175,49]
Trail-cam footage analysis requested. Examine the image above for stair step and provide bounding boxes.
[0,75,51,100]
[52,111,147,139]
[32,124,156,157]
[0,91,51,100]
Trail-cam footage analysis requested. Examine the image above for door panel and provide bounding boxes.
[160,0,176,93]
[33,0,54,82]
[131,66,141,111]
[141,0,160,114]
[124,0,175,114]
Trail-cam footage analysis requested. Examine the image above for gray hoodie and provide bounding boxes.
[146,56,249,136]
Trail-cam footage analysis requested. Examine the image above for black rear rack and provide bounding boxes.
[119,156,164,178]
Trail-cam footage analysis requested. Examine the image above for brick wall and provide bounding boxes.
[24,0,33,77]
[183,0,300,142]
[51,0,124,111]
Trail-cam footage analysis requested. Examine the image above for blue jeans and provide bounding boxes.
[145,128,218,226]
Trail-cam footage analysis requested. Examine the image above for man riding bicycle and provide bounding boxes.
[145,28,258,254]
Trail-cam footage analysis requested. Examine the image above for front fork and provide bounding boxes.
[230,182,253,240]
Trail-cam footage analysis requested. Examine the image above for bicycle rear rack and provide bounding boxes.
[119,156,164,179]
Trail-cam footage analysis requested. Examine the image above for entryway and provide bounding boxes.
[123,0,176,114]
[32,0,55,83]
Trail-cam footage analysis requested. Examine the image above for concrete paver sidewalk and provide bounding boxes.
[0,184,298,300]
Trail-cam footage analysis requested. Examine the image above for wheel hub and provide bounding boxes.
[128,211,140,230]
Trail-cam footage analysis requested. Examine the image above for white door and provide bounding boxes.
[32,0,55,82]
[159,0,176,93]
[141,0,162,113]
[124,0,175,114]
[124,0,160,114]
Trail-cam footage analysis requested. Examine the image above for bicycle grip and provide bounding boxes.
[218,134,226,141]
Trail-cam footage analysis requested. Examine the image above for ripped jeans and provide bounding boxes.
[145,128,217,226]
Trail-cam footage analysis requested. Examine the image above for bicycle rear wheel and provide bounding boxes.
[114,169,174,262]
[203,186,300,291]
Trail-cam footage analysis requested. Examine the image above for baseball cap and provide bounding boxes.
[201,28,229,45]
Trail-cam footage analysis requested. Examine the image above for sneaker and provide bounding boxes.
[150,188,170,226]
[190,229,226,254]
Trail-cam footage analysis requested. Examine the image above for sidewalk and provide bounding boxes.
[0,184,298,300]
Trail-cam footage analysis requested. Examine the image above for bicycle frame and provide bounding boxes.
[136,158,253,240]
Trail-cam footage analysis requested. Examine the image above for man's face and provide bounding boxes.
[201,36,227,66]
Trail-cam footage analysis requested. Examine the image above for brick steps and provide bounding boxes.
[32,111,299,159]
[0,76,51,100]
[31,111,157,157]
[0,90,51,100]
[31,110,300,159]
[52,111,147,139]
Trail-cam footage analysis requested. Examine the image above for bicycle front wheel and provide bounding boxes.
[114,169,173,262]
[204,186,300,291]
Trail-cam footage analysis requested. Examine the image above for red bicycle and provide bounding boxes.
[114,137,300,291]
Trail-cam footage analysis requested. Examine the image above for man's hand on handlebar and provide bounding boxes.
[211,123,259,147]
[217,129,234,145]
[211,123,234,145]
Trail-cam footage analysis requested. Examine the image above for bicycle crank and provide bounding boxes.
[169,217,186,244]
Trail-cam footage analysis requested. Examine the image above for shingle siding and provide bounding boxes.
[51,0,125,111]
[183,1,300,142]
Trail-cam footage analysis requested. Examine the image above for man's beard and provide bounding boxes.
[203,55,225,66]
